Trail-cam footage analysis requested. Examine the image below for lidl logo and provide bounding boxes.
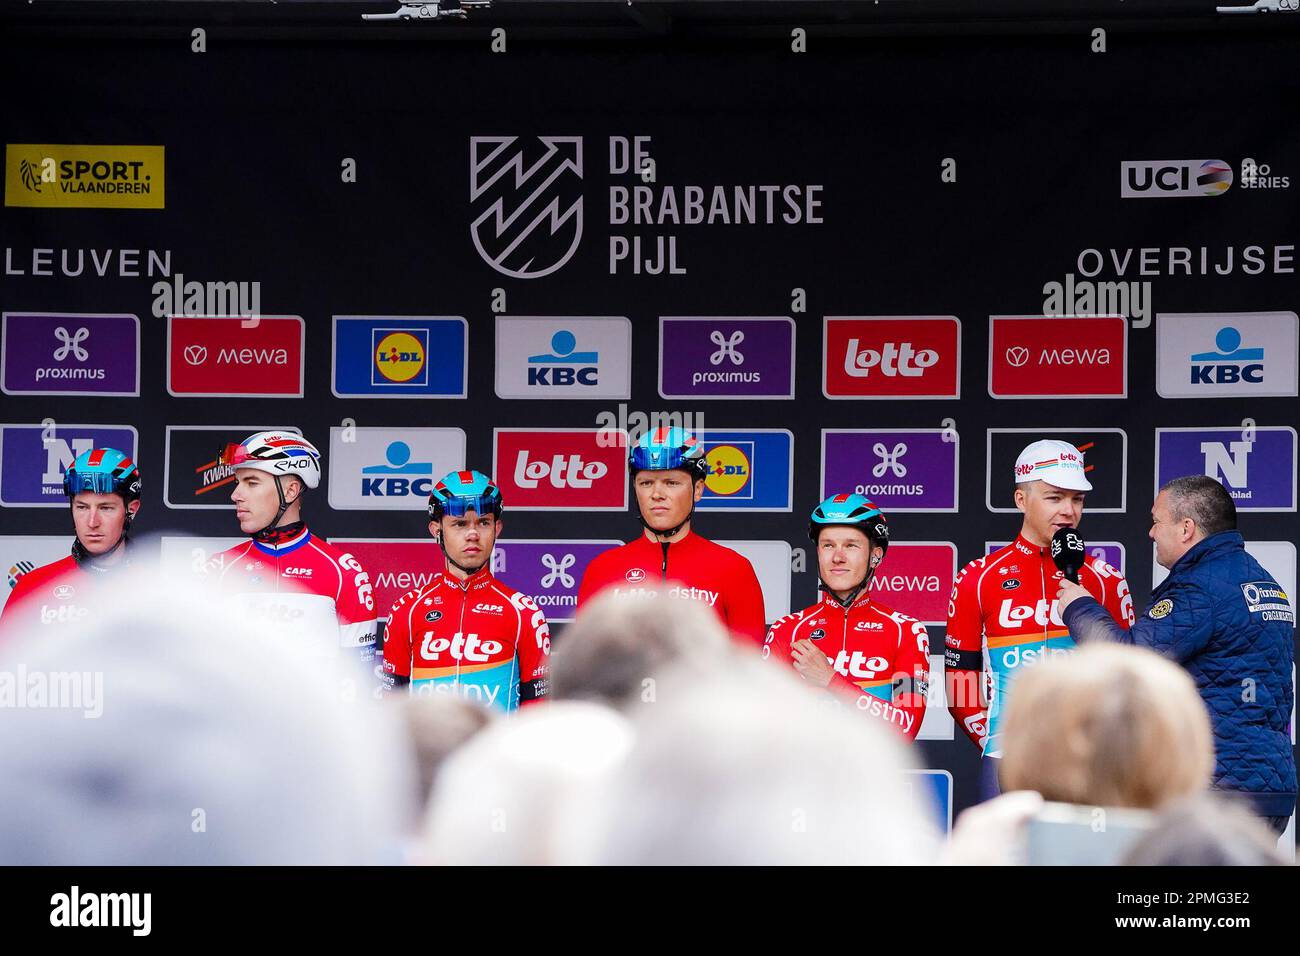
[332,316,466,398]
[373,330,428,385]
[704,444,752,497]
[697,430,792,512]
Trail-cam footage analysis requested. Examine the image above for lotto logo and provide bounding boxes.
[996,598,1064,629]
[823,317,961,399]
[493,428,628,511]
[843,341,937,378]
[513,453,608,489]
[419,631,504,663]
[833,650,889,678]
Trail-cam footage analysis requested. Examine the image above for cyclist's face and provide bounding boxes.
[816,526,879,595]
[433,509,500,573]
[634,470,703,531]
[71,492,137,554]
[231,469,298,533]
[1015,480,1085,547]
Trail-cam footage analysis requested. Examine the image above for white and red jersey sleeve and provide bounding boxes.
[507,588,551,705]
[324,543,379,662]
[888,611,931,743]
[944,555,990,751]
[380,586,423,689]
[1081,557,1135,629]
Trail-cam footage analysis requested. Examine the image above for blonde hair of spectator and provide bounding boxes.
[1000,643,1214,810]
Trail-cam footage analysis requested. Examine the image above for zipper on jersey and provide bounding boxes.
[660,541,670,580]
[455,578,469,686]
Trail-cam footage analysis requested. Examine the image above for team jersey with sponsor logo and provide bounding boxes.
[763,591,930,741]
[0,554,115,639]
[380,566,550,711]
[205,527,378,670]
[576,531,767,645]
[944,533,1134,758]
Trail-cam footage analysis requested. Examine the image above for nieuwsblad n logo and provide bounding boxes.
[5,145,164,209]
[0,424,139,508]
[470,137,583,279]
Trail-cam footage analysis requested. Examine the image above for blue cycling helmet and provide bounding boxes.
[428,469,503,521]
[63,447,142,504]
[628,426,709,481]
[809,493,889,553]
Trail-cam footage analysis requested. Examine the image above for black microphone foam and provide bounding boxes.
[1050,527,1087,584]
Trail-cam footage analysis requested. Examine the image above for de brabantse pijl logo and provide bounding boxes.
[470,136,583,279]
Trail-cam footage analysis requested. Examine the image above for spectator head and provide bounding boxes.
[1152,475,1237,569]
[397,694,494,813]
[419,700,634,865]
[550,589,732,711]
[1000,643,1213,810]
[0,556,416,864]
[1121,792,1288,866]
[564,655,941,865]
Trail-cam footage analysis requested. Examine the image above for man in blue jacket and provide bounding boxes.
[1057,475,1296,834]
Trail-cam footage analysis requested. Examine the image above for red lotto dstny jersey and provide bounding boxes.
[381,566,550,712]
[765,591,930,741]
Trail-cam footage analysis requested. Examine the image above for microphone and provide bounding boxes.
[1050,527,1087,584]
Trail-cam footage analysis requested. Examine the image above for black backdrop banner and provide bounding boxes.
[2,22,1297,820]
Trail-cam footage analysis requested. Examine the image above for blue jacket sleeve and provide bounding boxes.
[1063,582,1216,665]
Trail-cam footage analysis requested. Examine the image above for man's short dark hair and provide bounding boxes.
[1160,475,1237,537]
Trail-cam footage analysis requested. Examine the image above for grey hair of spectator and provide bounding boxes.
[0,554,416,865]
[560,654,941,865]
[397,694,495,811]
[548,589,733,710]
[420,700,635,865]
[1121,792,1290,866]
[1159,474,1237,538]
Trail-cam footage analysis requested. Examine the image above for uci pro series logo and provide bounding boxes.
[470,136,583,279]
[1121,160,1233,198]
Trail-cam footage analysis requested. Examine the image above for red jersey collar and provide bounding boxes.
[442,563,495,592]
[820,586,873,612]
[1013,533,1047,557]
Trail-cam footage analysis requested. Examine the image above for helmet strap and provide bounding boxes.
[252,476,301,541]
[71,531,129,573]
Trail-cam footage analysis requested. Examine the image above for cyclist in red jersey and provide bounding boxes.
[380,470,550,711]
[1,448,142,638]
[576,426,766,645]
[764,494,930,741]
[944,439,1134,799]
[204,432,378,674]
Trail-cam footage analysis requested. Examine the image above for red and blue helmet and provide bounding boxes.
[628,426,709,481]
[428,470,503,521]
[63,448,142,504]
[809,493,889,552]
